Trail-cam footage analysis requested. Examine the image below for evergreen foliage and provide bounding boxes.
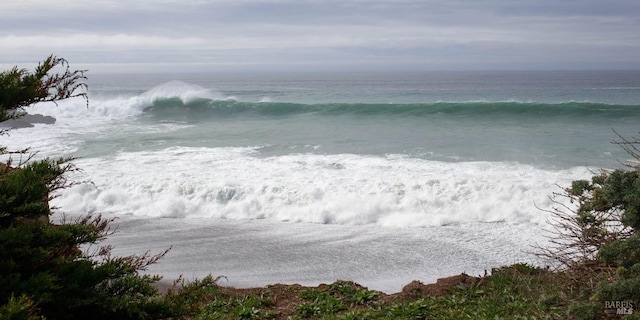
[0,57,170,319]
[0,159,72,225]
[0,55,87,122]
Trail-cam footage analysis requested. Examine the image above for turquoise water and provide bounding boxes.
[78,71,640,169]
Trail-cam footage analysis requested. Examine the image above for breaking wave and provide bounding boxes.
[53,146,592,228]
[25,81,640,121]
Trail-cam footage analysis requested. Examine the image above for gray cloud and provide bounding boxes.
[1,0,639,72]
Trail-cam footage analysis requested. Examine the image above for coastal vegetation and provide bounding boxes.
[1,57,639,319]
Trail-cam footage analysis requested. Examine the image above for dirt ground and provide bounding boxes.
[166,273,481,319]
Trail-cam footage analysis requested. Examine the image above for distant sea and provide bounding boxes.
[4,71,640,292]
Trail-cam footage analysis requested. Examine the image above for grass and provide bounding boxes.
[157,263,633,319]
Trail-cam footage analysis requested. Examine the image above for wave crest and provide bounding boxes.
[24,80,640,120]
[27,81,232,119]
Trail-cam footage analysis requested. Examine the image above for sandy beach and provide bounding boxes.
[94,215,547,294]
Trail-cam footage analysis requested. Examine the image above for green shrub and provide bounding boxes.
[0,57,171,319]
[326,280,379,307]
[384,299,435,319]
[0,159,67,225]
[0,294,40,320]
[541,131,640,315]
[198,293,276,320]
[298,288,347,317]
[567,301,600,320]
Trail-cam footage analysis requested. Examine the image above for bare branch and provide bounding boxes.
[612,129,640,169]
[0,54,88,123]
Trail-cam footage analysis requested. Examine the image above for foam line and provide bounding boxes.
[53,147,591,228]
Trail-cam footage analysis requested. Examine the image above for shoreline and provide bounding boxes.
[92,215,548,294]
[153,272,480,297]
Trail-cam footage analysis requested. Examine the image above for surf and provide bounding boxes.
[52,146,593,228]
[24,80,640,122]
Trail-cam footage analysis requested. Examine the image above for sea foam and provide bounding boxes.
[25,81,231,119]
[52,146,591,228]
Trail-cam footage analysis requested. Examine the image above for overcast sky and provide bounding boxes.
[1,0,639,73]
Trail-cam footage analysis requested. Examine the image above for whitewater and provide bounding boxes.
[2,71,640,292]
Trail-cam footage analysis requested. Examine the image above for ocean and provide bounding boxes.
[3,70,640,292]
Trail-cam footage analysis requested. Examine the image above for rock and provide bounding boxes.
[0,114,56,128]
[397,273,481,299]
